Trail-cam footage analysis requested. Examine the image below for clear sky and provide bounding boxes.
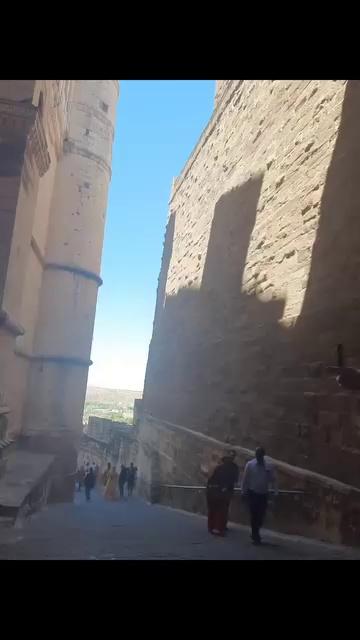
[88,80,215,391]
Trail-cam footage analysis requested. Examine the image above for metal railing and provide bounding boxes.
[159,484,305,495]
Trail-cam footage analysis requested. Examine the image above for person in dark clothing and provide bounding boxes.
[206,454,239,536]
[84,467,95,502]
[76,465,85,492]
[118,465,128,498]
[127,463,137,497]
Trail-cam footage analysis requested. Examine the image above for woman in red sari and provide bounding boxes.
[206,455,238,536]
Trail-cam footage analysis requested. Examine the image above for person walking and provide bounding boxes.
[127,463,137,497]
[102,462,111,488]
[104,466,119,501]
[206,454,239,536]
[241,446,278,545]
[118,465,128,498]
[93,464,99,487]
[76,465,85,492]
[84,467,95,502]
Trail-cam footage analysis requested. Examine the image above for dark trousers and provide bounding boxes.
[247,490,268,541]
[85,486,91,501]
[128,482,134,497]
[119,483,125,497]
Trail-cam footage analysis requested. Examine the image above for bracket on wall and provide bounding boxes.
[326,344,360,391]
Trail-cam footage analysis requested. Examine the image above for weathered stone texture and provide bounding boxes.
[80,417,138,474]
[0,81,119,503]
[137,413,360,546]
[141,81,360,544]
[214,80,233,107]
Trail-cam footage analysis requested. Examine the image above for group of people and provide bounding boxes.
[77,447,276,544]
[206,446,278,545]
[101,462,138,501]
[76,460,138,503]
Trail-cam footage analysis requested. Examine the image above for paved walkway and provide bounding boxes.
[0,489,359,560]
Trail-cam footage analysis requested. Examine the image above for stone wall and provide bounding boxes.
[0,81,119,503]
[80,416,138,474]
[138,413,360,546]
[133,398,143,427]
[141,80,360,544]
[214,80,233,108]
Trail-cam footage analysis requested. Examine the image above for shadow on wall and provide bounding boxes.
[291,79,360,482]
[145,174,287,436]
[144,81,360,488]
[297,80,360,354]
[143,208,176,402]
[153,210,176,327]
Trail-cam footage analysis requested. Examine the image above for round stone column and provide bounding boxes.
[24,80,119,501]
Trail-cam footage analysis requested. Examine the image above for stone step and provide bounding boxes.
[0,450,54,526]
[0,437,18,481]
[0,438,16,459]
[0,515,15,528]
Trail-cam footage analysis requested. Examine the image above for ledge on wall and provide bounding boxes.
[0,310,25,337]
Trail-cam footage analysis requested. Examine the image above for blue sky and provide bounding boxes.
[88,80,215,391]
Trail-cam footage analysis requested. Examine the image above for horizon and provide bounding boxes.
[87,384,142,393]
[87,80,215,392]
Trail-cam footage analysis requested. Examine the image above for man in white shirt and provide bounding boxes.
[241,447,278,545]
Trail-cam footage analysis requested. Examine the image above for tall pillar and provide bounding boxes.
[0,81,40,439]
[23,80,119,501]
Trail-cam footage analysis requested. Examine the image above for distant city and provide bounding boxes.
[83,386,142,425]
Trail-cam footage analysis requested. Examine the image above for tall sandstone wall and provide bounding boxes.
[140,80,360,545]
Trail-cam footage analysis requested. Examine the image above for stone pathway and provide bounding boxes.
[0,489,358,560]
